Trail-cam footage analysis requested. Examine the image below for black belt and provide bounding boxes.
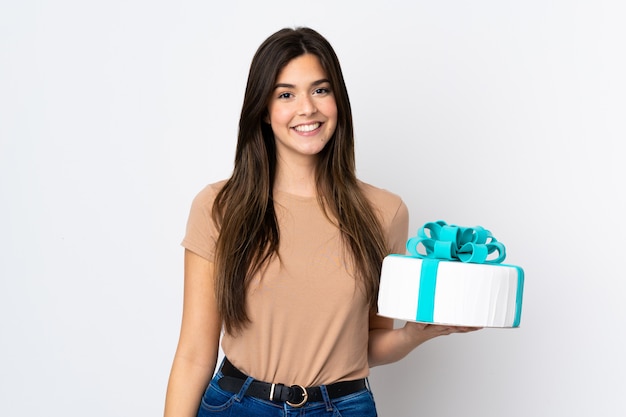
[217,358,367,408]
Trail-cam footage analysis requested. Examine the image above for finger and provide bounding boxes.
[454,326,482,333]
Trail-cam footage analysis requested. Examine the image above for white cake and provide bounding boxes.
[377,221,524,328]
[378,255,524,327]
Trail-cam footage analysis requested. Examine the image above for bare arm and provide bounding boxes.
[164,250,222,417]
[368,311,480,367]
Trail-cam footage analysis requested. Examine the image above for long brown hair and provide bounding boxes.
[213,27,388,334]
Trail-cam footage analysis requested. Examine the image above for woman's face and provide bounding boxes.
[266,53,338,162]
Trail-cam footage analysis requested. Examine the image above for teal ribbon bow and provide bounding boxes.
[406,220,506,264]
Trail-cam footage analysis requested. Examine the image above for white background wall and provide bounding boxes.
[1,1,624,416]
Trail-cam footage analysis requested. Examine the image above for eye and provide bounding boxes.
[313,87,330,95]
[277,92,293,99]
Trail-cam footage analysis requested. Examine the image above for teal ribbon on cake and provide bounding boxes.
[406,220,506,264]
[406,221,522,325]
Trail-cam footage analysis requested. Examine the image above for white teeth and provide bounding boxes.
[293,122,320,132]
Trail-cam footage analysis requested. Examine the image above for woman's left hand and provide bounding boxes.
[401,321,482,344]
[368,315,483,366]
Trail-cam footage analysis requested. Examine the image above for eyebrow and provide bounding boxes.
[273,79,330,90]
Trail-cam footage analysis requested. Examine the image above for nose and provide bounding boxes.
[298,95,317,116]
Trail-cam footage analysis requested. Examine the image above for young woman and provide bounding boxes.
[164,27,476,417]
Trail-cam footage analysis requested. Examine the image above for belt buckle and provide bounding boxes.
[286,384,308,408]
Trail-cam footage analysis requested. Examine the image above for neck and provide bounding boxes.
[274,156,318,197]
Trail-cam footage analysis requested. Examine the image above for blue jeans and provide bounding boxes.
[196,370,378,416]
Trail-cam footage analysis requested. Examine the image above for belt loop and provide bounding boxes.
[319,384,333,411]
[234,376,255,402]
[269,383,276,401]
[365,377,372,392]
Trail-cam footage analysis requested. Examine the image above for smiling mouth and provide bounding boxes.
[292,122,321,132]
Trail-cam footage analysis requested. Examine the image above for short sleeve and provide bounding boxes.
[181,182,224,261]
[387,200,409,255]
[358,181,410,255]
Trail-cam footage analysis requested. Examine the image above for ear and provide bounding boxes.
[263,112,271,125]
